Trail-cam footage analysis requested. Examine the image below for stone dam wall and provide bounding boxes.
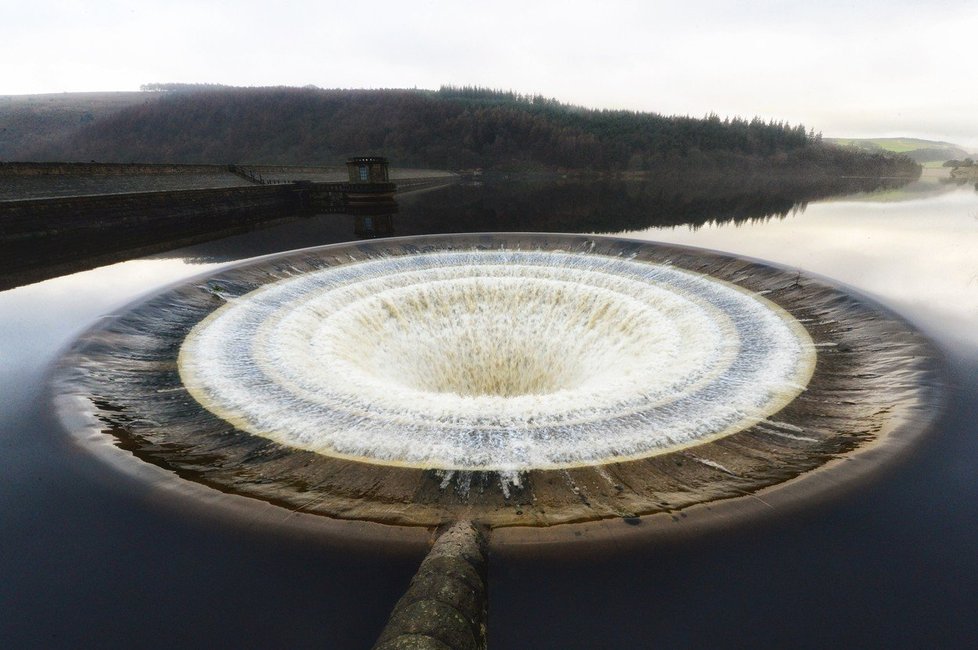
[0,162,228,177]
[0,173,456,290]
[0,184,309,288]
[2,184,308,244]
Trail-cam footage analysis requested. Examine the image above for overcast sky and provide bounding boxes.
[3,0,976,147]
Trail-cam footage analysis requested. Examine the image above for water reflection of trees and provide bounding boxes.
[134,174,918,263]
[394,174,914,236]
[0,173,915,291]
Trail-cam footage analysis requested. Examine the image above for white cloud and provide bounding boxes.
[2,0,976,147]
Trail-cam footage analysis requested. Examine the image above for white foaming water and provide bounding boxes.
[178,250,815,471]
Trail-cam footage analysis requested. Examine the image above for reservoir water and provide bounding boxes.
[2,171,977,648]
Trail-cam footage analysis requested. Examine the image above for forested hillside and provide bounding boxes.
[7,85,919,176]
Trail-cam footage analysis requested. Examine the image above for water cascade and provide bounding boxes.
[53,234,943,533]
[179,249,814,472]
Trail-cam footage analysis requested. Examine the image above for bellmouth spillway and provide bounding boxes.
[179,249,815,471]
[53,234,943,532]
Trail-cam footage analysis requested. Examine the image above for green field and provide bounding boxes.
[828,137,938,152]
[826,137,970,163]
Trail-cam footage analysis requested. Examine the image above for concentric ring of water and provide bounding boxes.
[178,250,816,471]
[53,235,943,531]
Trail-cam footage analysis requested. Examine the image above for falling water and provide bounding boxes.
[52,234,942,532]
[179,251,814,471]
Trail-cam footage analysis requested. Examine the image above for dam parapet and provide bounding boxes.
[0,158,457,289]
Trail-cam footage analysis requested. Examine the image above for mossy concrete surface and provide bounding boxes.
[374,522,488,650]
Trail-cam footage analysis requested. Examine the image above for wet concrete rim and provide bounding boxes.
[47,232,947,548]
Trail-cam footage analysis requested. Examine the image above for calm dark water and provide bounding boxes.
[2,172,977,648]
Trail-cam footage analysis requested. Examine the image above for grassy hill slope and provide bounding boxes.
[826,137,970,165]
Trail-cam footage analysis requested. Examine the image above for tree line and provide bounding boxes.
[20,85,919,176]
